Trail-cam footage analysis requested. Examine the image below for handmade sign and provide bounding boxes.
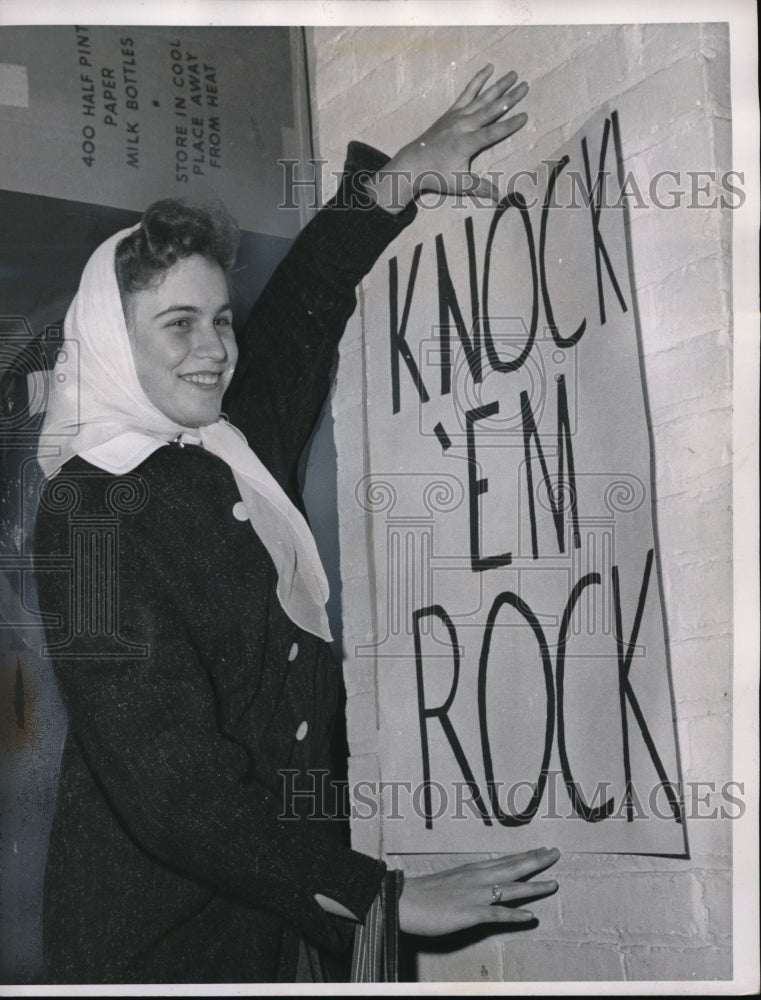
[339,108,687,854]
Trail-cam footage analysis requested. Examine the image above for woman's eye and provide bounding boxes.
[215,315,232,328]
[169,318,190,329]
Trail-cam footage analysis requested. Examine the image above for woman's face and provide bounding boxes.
[124,254,238,427]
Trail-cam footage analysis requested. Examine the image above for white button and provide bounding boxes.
[295,721,308,741]
[232,501,248,521]
[288,642,299,662]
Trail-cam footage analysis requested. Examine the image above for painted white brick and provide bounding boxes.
[454,25,516,64]
[652,409,731,497]
[638,257,731,352]
[662,556,732,641]
[394,28,465,104]
[359,98,434,160]
[629,198,723,286]
[644,333,731,427]
[614,55,716,152]
[639,23,705,78]
[639,112,727,180]
[623,943,732,980]
[699,23,730,59]
[310,26,361,70]
[558,871,702,943]
[454,26,568,91]
[656,482,731,556]
[583,29,632,109]
[700,35,732,116]
[686,714,732,784]
[350,25,422,79]
[711,115,734,180]
[312,46,358,109]
[523,59,590,136]
[416,940,505,983]
[506,939,626,981]
[670,634,732,717]
[698,866,733,943]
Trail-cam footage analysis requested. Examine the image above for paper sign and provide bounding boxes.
[340,108,687,855]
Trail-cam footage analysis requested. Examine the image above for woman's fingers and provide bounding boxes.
[498,846,561,880]
[474,879,559,925]
[483,877,559,924]
[453,74,529,162]
[488,906,536,923]
[460,112,527,162]
[473,70,520,111]
[492,879,559,903]
[451,63,495,109]
[473,80,529,127]
[436,847,560,882]
[471,846,561,878]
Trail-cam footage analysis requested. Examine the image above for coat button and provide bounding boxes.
[295,721,308,741]
[288,642,299,661]
[232,501,248,521]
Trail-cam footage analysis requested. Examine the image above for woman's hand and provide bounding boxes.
[366,64,529,213]
[398,847,560,936]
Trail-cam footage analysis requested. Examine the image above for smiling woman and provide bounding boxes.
[31,66,559,985]
[115,200,240,428]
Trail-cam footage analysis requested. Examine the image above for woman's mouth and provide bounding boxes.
[179,372,222,388]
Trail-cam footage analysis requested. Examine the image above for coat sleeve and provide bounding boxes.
[224,141,417,488]
[34,487,385,956]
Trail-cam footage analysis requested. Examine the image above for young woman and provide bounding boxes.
[33,66,559,984]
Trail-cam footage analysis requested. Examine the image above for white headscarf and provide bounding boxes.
[38,226,331,641]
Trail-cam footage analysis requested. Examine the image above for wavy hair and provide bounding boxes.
[115,198,240,316]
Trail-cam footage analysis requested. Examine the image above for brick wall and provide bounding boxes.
[310,23,733,982]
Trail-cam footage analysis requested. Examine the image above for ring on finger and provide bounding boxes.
[491,883,503,904]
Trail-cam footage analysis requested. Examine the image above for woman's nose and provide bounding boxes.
[194,323,228,361]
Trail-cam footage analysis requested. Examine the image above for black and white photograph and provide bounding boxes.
[0,0,758,992]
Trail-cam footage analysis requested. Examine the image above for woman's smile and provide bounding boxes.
[179,370,225,387]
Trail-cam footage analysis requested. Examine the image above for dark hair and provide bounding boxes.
[115,198,240,309]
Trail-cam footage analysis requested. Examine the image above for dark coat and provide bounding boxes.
[33,143,415,984]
